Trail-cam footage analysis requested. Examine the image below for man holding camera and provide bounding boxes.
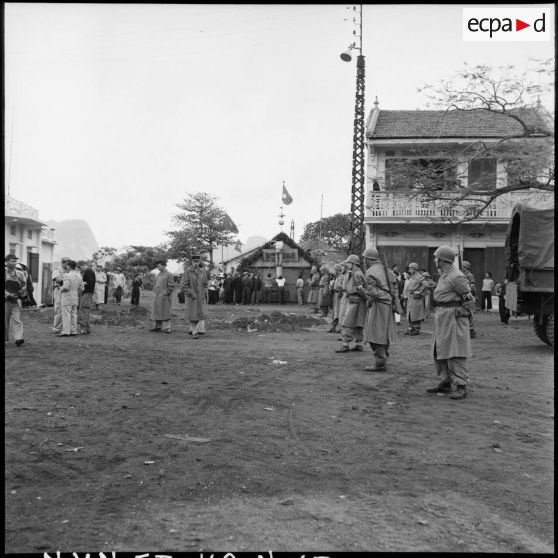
[5,254,27,346]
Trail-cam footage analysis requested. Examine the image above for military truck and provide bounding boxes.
[504,203,554,347]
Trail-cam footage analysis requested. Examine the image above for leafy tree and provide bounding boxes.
[382,60,554,221]
[110,245,169,276]
[300,213,352,250]
[166,192,237,264]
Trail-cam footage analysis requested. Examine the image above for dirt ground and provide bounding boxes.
[4,291,554,553]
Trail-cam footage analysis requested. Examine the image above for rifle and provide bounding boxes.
[457,244,463,272]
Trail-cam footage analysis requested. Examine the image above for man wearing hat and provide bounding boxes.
[150,259,174,333]
[52,257,70,334]
[428,246,473,400]
[405,262,428,335]
[208,272,220,305]
[5,254,27,346]
[180,256,209,338]
[58,260,84,337]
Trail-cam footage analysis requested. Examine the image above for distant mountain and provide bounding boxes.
[48,219,99,262]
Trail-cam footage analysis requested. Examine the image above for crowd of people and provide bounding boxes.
[6,247,508,401]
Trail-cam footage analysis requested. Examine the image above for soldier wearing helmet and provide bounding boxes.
[405,261,429,335]
[335,255,366,353]
[329,263,345,333]
[306,265,320,309]
[427,245,473,400]
[360,247,398,371]
[335,261,350,334]
[460,260,477,338]
[317,266,331,318]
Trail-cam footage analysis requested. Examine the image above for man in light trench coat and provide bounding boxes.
[427,246,473,400]
[180,258,209,339]
[150,260,174,333]
[361,247,398,371]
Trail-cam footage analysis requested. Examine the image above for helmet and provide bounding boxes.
[408,262,419,271]
[333,263,343,272]
[462,260,471,268]
[347,254,361,266]
[434,246,456,264]
[362,247,379,260]
[320,265,329,273]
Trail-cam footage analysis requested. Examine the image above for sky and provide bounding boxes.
[4,3,555,250]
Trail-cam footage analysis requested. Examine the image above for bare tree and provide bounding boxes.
[378,59,554,222]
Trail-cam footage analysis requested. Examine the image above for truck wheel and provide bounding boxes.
[545,314,554,347]
[533,314,550,346]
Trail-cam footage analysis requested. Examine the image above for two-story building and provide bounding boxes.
[364,105,554,283]
[5,196,57,306]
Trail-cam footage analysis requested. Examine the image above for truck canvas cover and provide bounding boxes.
[505,203,555,270]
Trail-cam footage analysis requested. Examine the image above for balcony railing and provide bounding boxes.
[366,190,554,221]
[5,196,39,220]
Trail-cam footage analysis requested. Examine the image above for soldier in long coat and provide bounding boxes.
[150,260,174,333]
[307,266,320,307]
[336,255,367,353]
[427,246,472,400]
[405,262,429,335]
[328,263,344,333]
[336,261,349,335]
[461,261,477,338]
[180,260,208,339]
[317,266,331,317]
[361,248,398,371]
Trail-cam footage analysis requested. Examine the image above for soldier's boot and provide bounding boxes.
[349,344,363,352]
[327,318,338,333]
[364,345,387,371]
[450,385,467,400]
[426,381,452,394]
[335,344,350,353]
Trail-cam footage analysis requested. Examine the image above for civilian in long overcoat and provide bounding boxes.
[150,261,174,332]
[181,263,208,333]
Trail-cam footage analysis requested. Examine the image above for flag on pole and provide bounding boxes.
[282,183,293,205]
[222,213,239,233]
[234,240,243,252]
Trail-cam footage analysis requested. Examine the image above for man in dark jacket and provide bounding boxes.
[77,261,96,334]
[252,272,262,304]
[232,272,243,305]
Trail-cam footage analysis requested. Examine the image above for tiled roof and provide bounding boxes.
[368,108,551,139]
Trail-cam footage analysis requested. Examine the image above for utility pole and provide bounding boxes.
[341,4,366,255]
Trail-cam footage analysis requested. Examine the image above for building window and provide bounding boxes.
[468,158,497,189]
[27,229,33,240]
[385,158,455,190]
[10,225,16,235]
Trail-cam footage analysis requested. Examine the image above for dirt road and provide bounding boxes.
[5,295,554,552]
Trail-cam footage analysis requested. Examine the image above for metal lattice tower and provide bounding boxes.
[349,53,366,254]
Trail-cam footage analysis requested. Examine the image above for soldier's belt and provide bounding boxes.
[435,301,462,308]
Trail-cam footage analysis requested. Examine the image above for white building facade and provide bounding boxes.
[364,106,554,282]
[5,196,57,306]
